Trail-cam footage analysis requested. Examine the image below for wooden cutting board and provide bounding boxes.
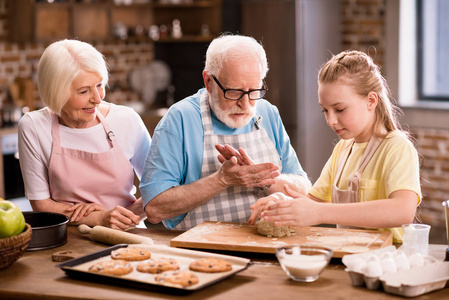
[170,221,393,258]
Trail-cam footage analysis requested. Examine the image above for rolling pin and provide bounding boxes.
[78,224,154,245]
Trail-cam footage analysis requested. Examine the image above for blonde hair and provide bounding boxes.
[204,34,268,79]
[318,50,404,138]
[37,39,108,115]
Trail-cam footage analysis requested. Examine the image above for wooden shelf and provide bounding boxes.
[152,1,216,8]
[155,35,215,42]
[9,0,222,43]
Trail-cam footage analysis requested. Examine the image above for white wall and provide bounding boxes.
[295,0,342,182]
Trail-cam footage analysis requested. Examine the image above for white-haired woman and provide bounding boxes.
[18,39,151,230]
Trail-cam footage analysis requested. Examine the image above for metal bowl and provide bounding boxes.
[23,212,69,251]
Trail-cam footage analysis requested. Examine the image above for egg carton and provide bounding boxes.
[342,246,446,296]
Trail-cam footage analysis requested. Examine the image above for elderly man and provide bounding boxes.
[140,35,311,230]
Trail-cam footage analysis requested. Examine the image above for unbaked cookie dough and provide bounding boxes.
[255,199,295,238]
[256,218,294,238]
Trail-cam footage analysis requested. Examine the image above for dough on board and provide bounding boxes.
[255,199,295,238]
[256,218,294,238]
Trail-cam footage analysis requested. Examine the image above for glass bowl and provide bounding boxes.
[275,244,333,282]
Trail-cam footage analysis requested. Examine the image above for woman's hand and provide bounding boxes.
[66,203,104,223]
[100,206,140,230]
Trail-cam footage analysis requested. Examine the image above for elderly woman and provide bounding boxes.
[18,39,151,230]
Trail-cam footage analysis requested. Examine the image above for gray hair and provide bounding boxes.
[204,34,268,78]
[37,39,108,115]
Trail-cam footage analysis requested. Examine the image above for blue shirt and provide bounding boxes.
[140,88,307,228]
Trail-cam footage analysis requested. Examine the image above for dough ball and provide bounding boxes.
[256,218,294,238]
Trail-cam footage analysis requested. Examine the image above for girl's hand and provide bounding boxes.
[66,203,104,223]
[101,206,140,231]
[260,196,322,227]
[248,192,292,225]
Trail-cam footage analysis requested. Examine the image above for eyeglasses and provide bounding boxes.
[212,75,268,100]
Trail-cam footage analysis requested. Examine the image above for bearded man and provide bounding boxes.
[140,34,311,230]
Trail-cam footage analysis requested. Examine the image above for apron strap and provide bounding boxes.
[333,140,354,187]
[347,135,384,191]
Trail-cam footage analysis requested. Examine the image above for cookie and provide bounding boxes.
[88,259,133,276]
[155,271,199,287]
[189,258,232,273]
[110,247,151,261]
[136,258,180,274]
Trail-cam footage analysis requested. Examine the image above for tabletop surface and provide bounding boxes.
[0,225,448,300]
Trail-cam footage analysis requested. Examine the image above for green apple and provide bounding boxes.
[0,199,26,238]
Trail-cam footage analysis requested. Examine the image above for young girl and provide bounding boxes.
[248,50,421,243]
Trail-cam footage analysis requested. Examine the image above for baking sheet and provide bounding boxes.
[57,244,251,293]
[170,221,393,258]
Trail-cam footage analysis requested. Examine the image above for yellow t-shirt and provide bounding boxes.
[309,131,422,243]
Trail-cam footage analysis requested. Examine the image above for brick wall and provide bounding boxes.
[341,0,385,66]
[0,0,154,110]
[414,129,449,228]
[341,0,448,237]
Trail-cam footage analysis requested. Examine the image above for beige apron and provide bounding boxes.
[175,92,282,230]
[332,135,383,229]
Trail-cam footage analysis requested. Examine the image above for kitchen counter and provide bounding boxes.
[0,225,447,300]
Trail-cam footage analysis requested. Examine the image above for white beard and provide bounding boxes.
[208,90,257,128]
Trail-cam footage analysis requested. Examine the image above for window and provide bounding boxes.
[418,0,449,100]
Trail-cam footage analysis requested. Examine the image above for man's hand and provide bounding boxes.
[217,156,279,189]
[216,144,254,166]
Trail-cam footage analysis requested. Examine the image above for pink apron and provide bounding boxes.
[332,135,383,229]
[48,111,136,210]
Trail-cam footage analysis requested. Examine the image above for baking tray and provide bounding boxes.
[57,244,251,294]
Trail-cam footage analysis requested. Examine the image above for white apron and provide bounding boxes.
[175,93,282,230]
[331,135,383,229]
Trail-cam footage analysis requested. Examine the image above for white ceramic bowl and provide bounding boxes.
[275,244,333,282]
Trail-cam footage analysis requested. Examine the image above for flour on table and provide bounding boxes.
[344,236,375,244]
[340,245,370,253]
[313,236,347,244]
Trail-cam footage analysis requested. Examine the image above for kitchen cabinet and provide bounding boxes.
[0,127,20,199]
[8,0,222,43]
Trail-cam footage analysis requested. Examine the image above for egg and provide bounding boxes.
[380,257,397,274]
[366,254,380,263]
[409,253,425,268]
[348,257,367,273]
[364,261,383,277]
[380,251,394,260]
[394,251,411,271]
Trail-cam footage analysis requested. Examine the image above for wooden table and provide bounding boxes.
[0,225,448,300]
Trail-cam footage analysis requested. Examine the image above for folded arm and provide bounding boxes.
[30,197,142,231]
